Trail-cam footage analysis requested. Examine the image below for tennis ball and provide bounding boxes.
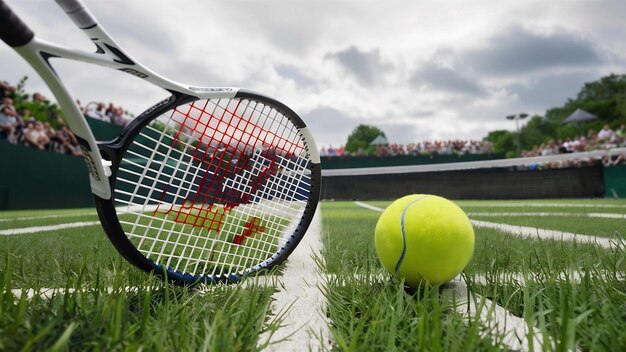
[374,194,474,287]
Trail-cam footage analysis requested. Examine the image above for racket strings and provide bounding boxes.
[114,97,312,280]
[117,124,310,219]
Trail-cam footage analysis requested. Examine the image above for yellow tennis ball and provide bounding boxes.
[374,194,474,287]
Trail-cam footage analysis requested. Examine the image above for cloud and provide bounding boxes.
[325,46,391,85]
[302,106,360,147]
[275,64,315,89]
[506,70,600,110]
[409,62,487,97]
[464,25,604,75]
[4,0,626,149]
[200,1,356,56]
[378,121,422,144]
[91,3,179,56]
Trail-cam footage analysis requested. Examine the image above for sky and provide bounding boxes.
[1,0,625,149]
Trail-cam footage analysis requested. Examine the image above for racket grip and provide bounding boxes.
[55,0,97,29]
[0,1,34,47]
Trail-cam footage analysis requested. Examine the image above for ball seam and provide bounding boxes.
[395,195,429,273]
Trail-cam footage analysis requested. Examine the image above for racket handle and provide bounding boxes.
[0,1,34,47]
[55,0,96,29]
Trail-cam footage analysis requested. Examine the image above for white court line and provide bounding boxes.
[588,213,626,219]
[0,212,97,222]
[0,221,101,235]
[258,206,332,351]
[11,282,279,303]
[472,220,617,249]
[9,286,151,301]
[462,203,626,208]
[443,277,548,352]
[354,201,385,212]
[468,212,626,219]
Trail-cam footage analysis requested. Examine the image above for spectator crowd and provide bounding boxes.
[82,101,130,126]
[320,123,626,168]
[520,123,626,167]
[1,79,131,157]
[321,139,492,158]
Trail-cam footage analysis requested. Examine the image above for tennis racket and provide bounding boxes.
[0,0,321,285]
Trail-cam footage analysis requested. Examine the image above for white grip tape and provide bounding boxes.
[55,0,97,29]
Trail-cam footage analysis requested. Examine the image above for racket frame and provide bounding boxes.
[95,91,320,284]
[1,0,321,284]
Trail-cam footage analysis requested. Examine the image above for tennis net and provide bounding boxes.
[321,148,626,200]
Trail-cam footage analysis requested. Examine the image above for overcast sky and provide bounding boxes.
[2,0,625,148]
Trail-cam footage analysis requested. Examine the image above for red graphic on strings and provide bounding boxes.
[232,217,266,245]
[152,99,300,235]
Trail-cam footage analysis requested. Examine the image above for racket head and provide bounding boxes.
[94,90,321,285]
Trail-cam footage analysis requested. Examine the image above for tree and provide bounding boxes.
[576,74,626,125]
[484,73,626,157]
[576,74,626,102]
[484,130,514,155]
[345,124,386,154]
[12,75,64,128]
[519,115,555,150]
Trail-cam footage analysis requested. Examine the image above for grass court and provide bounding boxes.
[1,198,625,351]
